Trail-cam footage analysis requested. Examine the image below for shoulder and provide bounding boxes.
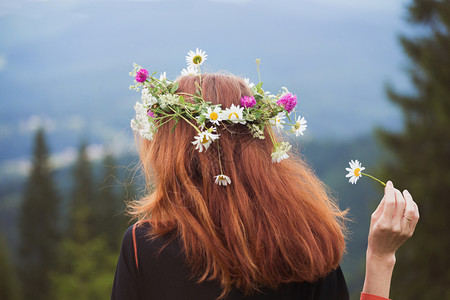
[123,221,181,264]
[120,222,153,261]
[122,221,155,250]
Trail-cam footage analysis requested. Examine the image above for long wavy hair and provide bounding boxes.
[129,73,347,298]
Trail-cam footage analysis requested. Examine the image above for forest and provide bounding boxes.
[1,0,450,299]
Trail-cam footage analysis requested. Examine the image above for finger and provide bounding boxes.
[393,188,406,226]
[401,190,415,232]
[380,181,396,225]
[404,190,419,232]
[371,194,386,220]
[414,201,420,219]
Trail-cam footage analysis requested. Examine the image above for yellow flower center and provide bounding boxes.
[210,112,218,120]
[229,112,238,120]
[201,135,210,144]
[193,55,202,65]
[219,175,226,180]
[295,122,301,130]
[354,168,361,177]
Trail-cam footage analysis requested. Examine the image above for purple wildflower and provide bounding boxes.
[135,68,149,83]
[276,93,297,113]
[147,110,155,118]
[240,96,256,108]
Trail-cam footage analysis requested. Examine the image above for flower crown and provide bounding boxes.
[129,48,308,186]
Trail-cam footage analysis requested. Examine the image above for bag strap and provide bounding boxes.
[132,223,139,271]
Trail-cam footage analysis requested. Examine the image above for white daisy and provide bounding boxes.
[270,112,286,133]
[244,78,255,89]
[191,128,220,152]
[223,104,246,125]
[271,142,291,163]
[203,106,222,126]
[214,174,231,186]
[291,116,307,136]
[181,65,199,76]
[345,160,365,184]
[186,48,207,68]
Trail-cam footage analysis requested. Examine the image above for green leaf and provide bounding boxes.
[198,115,206,124]
[171,117,180,133]
[256,82,263,93]
[170,82,179,94]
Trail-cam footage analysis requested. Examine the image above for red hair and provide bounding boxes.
[129,74,347,298]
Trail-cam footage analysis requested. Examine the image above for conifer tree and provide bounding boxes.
[68,142,96,242]
[0,231,21,300]
[52,149,120,299]
[377,0,450,298]
[96,153,127,249]
[50,237,117,300]
[18,128,60,300]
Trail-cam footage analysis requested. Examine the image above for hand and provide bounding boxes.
[362,181,420,298]
[367,180,420,262]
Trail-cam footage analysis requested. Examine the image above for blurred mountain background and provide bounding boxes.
[1,0,449,299]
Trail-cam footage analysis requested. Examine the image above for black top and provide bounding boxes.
[111,223,349,300]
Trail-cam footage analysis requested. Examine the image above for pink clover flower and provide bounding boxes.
[240,96,256,108]
[135,69,149,83]
[276,93,297,113]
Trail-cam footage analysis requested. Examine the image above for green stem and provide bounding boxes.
[197,65,203,93]
[362,172,386,186]
[177,92,196,97]
[256,59,261,83]
[194,82,204,102]
[156,115,176,127]
[216,141,224,175]
[178,113,202,134]
[184,109,196,120]
[177,92,206,105]
[266,122,277,146]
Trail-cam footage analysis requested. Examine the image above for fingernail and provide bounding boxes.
[404,189,409,194]
[387,181,393,187]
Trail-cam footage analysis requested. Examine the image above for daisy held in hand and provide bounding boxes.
[345,160,386,186]
[129,49,308,185]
